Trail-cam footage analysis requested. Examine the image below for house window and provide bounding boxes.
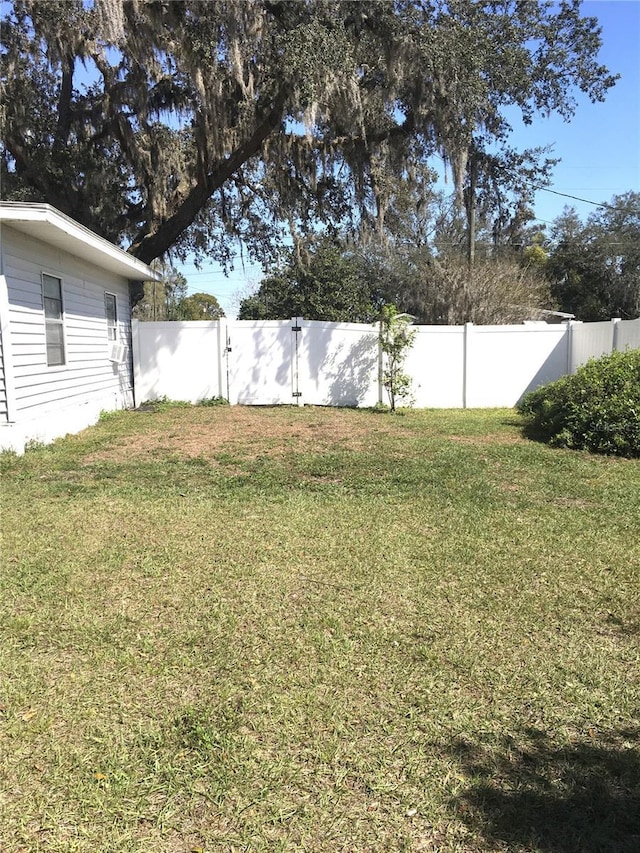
[42,273,65,366]
[105,293,117,341]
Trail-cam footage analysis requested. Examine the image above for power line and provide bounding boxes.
[535,187,640,213]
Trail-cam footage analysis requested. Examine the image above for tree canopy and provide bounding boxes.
[238,238,380,322]
[546,193,640,321]
[1,0,617,269]
[179,292,225,321]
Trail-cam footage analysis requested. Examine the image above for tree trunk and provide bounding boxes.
[465,153,477,321]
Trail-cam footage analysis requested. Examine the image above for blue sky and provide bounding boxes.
[513,0,640,225]
[181,0,640,316]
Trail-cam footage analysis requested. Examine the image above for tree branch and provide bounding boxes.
[129,92,287,263]
[53,52,75,154]
[4,132,79,215]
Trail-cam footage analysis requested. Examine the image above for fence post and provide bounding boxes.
[566,320,574,375]
[463,322,473,408]
[291,317,304,406]
[216,318,226,401]
[612,317,621,352]
[131,318,141,408]
[377,318,384,406]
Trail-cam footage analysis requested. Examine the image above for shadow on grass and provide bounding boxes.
[447,726,640,853]
[604,612,640,637]
[502,415,552,447]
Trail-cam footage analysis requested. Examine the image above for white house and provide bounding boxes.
[0,202,160,453]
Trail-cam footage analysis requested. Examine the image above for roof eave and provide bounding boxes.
[0,202,162,281]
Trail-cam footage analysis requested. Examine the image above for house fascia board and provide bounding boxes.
[0,202,162,282]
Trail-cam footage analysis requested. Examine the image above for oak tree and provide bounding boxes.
[1,0,617,273]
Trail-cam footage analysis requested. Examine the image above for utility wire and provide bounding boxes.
[535,187,640,213]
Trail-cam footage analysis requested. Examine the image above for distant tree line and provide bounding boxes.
[238,191,640,324]
[133,264,224,321]
[545,192,640,321]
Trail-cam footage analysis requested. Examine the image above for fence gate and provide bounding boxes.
[225,318,303,405]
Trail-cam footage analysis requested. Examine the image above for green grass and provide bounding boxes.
[1,406,638,852]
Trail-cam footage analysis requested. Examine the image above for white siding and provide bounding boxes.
[0,325,7,421]
[0,272,16,425]
[1,225,134,447]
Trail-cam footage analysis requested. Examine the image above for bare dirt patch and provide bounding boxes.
[83,406,411,464]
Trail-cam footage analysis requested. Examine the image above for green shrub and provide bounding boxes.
[197,396,229,407]
[138,396,192,412]
[517,348,640,458]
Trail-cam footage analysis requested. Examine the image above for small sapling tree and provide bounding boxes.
[379,305,417,412]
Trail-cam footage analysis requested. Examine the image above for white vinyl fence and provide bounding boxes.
[132,317,640,410]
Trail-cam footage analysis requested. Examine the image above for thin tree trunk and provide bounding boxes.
[465,153,477,321]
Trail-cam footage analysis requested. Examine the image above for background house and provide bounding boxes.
[0,202,159,453]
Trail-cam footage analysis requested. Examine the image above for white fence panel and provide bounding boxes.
[298,320,379,407]
[132,320,222,405]
[226,319,294,405]
[465,324,567,408]
[570,320,615,371]
[405,326,465,408]
[617,318,640,352]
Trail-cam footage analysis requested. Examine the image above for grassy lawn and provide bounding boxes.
[1,405,638,853]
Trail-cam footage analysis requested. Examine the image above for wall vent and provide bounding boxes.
[109,343,127,363]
